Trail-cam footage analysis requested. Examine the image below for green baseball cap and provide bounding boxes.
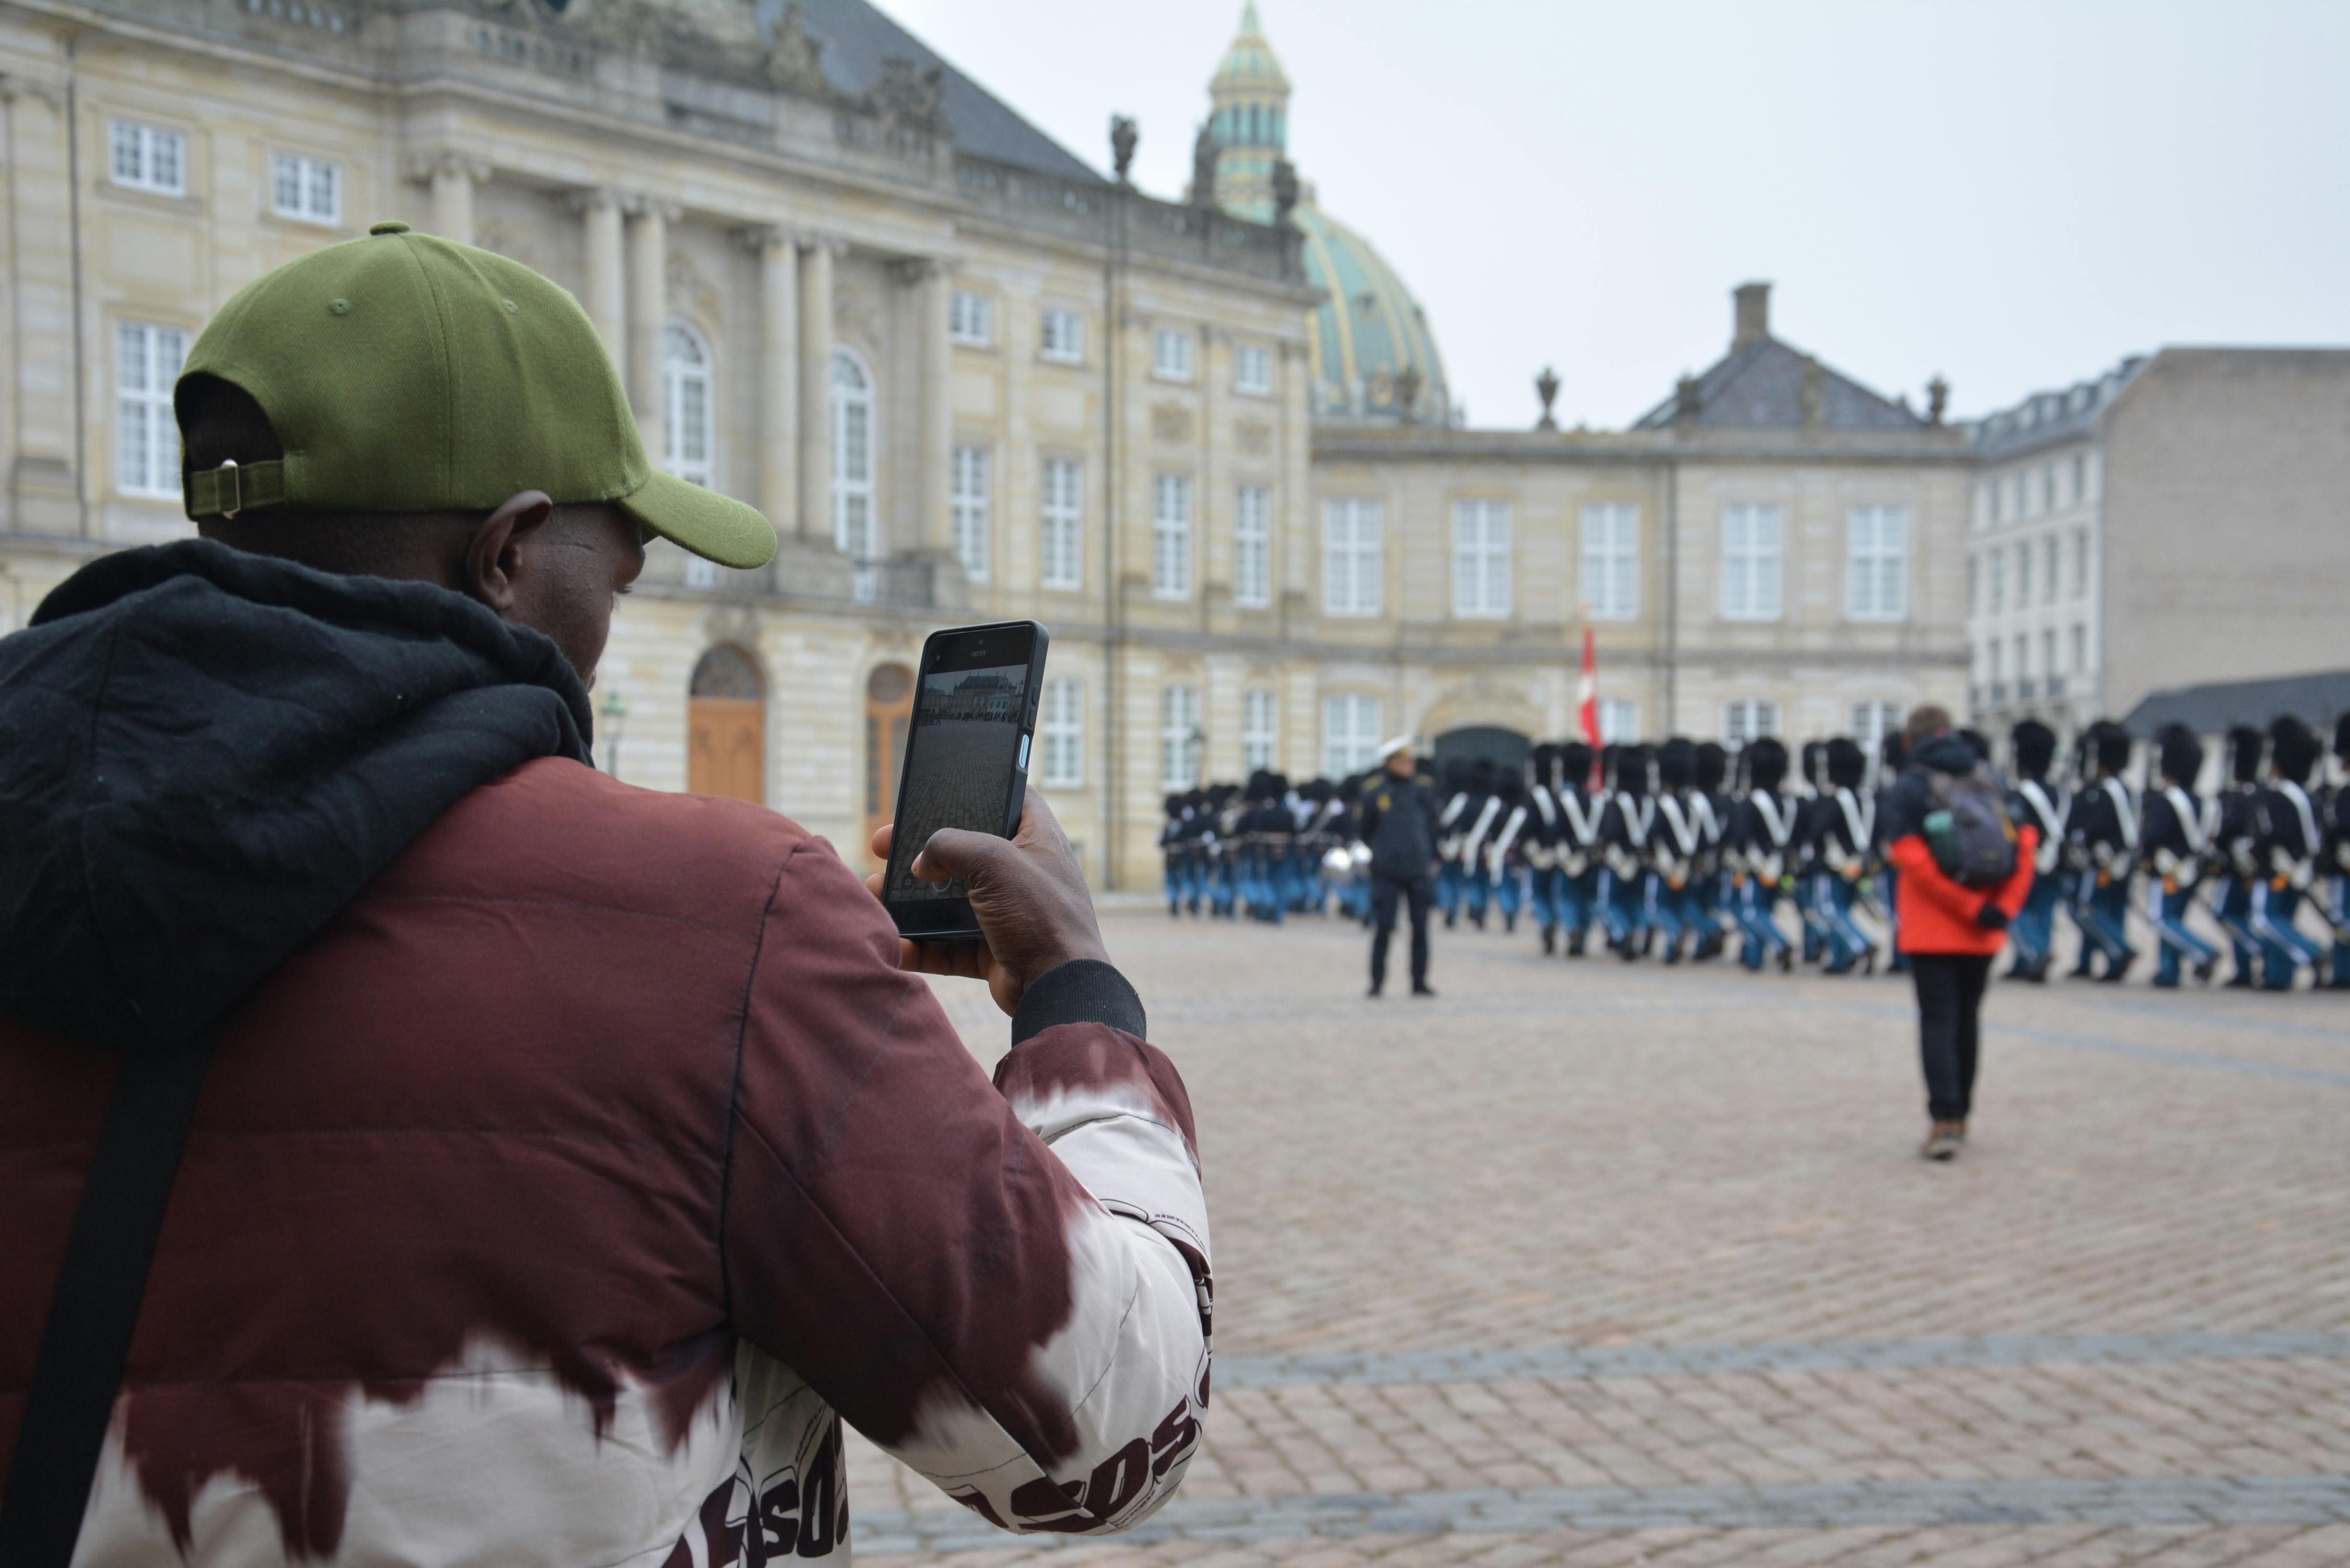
[177,219,776,570]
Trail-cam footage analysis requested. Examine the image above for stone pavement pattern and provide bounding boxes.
[855,911,2350,1566]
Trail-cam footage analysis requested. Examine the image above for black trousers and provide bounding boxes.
[1370,873,1432,991]
[1912,952,1993,1122]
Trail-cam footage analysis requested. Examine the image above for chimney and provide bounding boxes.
[1732,281,1771,349]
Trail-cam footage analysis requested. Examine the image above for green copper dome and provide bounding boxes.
[1293,199,1450,423]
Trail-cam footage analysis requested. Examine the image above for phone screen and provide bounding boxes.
[883,624,1041,920]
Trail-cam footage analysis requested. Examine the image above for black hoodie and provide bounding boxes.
[0,540,592,1055]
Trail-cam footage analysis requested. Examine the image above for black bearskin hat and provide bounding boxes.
[2011,719,2056,782]
[1164,793,1185,815]
[1656,736,1696,790]
[1468,757,1496,792]
[1880,731,1909,772]
[1957,729,1992,763]
[2270,715,2320,784]
[1746,736,1789,791]
[1826,736,1867,790]
[2228,725,2263,785]
[1557,741,1594,786]
[1493,773,1523,804]
[1529,742,1559,788]
[2156,723,2204,788]
[2092,721,2133,777]
[1613,744,1651,797]
[1696,741,1729,793]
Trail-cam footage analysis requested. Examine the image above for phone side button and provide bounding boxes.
[1018,732,1031,770]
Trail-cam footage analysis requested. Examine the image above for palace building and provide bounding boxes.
[0,0,1971,886]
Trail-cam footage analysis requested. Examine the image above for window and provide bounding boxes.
[1988,479,2002,525]
[2072,623,2088,672]
[2042,629,2057,684]
[684,556,719,590]
[1161,685,1202,790]
[1321,694,1382,777]
[110,119,185,196]
[116,321,187,498]
[1452,500,1511,619]
[1040,457,1082,591]
[1153,328,1193,381]
[2014,633,2029,679]
[1152,474,1192,598]
[1989,640,2004,681]
[1990,548,2006,613]
[1040,307,1083,364]
[2073,529,2089,598]
[1581,503,1639,620]
[1845,505,1908,620]
[1242,688,1278,772]
[1235,342,1272,395]
[663,321,713,487]
[2072,452,2087,501]
[1851,702,1904,771]
[2043,536,2058,605]
[1323,498,1383,617]
[1723,699,1779,748]
[269,152,339,225]
[1967,554,1979,615]
[1234,485,1271,608]
[2014,539,2031,607]
[948,291,994,347]
[2041,467,2056,512]
[951,444,990,581]
[832,348,876,559]
[1974,485,1992,531]
[1720,503,1783,620]
[2009,474,2024,520]
[1598,697,1639,744]
[1040,677,1084,789]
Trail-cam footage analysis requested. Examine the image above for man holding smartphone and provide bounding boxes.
[0,226,1208,1567]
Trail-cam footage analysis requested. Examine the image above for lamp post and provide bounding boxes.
[600,685,629,781]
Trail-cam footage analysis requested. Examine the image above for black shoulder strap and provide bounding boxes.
[0,1031,217,1568]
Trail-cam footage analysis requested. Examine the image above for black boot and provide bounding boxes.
[1540,926,1556,955]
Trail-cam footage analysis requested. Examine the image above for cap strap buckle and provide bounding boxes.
[183,458,286,520]
[214,459,240,520]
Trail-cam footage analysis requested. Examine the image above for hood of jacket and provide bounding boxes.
[1910,734,1979,776]
[0,539,592,1054]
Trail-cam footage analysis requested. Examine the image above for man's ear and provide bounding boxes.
[464,491,556,613]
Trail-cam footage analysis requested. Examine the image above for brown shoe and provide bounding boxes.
[1921,1122,1964,1161]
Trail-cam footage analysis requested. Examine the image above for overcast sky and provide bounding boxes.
[879,0,2350,431]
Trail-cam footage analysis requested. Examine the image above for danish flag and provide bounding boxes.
[1577,621,1602,789]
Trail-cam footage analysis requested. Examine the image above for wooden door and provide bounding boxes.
[688,645,765,805]
[863,663,914,866]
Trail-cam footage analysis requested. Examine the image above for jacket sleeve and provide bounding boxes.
[721,838,1209,1537]
[1886,833,1984,921]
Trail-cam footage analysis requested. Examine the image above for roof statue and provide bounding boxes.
[1201,4,1450,425]
[1190,122,1219,209]
[1110,114,1138,183]
[1535,366,1560,431]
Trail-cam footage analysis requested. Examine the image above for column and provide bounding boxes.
[3,75,78,534]
[575,187,625,366]
[420,153,489,246]
[914,259,953,554]
[797,234,838,546]
[747,227,798,532]
[626,199,676,472]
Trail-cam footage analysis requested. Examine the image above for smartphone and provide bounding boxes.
[882,619,1051,940]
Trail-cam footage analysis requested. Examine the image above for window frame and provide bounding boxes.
[1160,684,1202,790]
[1844,504,1909,621]
[1452,499,1512,620]
[269,151,341,225]
[1151,472,1193,599]
[1234,342,1272,397]
[1720,503,1785,622]
[947,290,995,348]
[662,319,716,489]
[831,346,877,560]
[1722,699,1780,748]
[1581,501,1640,621]
[1152,327,1194,382]
[1234,484,1271,608]
[1039,456,1082,591]
[1040,676,1085,789]
[1321,693,1383,777]
[110,118,187,197]
[1242,688,1279,773]
[1598,697,1639,745]
[951,443,992,581]
[1039,306,1084,365]
[116,320,189,499]
[1322,498,1384,618]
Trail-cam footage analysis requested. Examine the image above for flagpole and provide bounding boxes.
[1578,604,1603,791]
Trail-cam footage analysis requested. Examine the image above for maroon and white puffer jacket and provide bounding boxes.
[0,757,1211,1566]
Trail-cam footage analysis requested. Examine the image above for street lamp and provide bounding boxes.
[600,685,628,781]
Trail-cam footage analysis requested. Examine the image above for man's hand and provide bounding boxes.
[865,788,1109,1017]
[1975,901,2010,931]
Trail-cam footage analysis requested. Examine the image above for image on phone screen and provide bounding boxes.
[884,657,1034,905]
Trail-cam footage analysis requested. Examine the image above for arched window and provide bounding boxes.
[663,321,713,487]
[687,644,764,805]
[832,347,875,560]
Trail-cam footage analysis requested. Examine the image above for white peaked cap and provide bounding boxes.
[1375,734,1416,761]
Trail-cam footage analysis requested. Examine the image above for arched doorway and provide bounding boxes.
[862,662,914,864]
[688,644,765,804]
[1434,725,1530,779]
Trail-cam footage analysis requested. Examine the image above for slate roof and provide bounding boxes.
[2121,669,2350,739]
[786,0,1103,183]
[1631,336,1923,432]
[1968,356,2146,462]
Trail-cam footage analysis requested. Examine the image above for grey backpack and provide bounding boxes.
[1924,763,2019,888]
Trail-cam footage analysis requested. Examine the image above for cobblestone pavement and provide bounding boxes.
[856,910,2350,1566]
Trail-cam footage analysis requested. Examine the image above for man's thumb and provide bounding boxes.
[911,826,1004,883]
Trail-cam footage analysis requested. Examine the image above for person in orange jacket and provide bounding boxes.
[1878,706,2039,1161]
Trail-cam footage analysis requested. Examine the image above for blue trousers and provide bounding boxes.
[1209,858,1237,917]
[2073,874,2133,972]
[1554,870,1596,943]
[1437,860,1464,918]
[1799,871,1828,962]
[2333,876,2350,985]
[2214,875,2260,982]
[2010,870,2059,970]
[1812,873,1872,973]
[1464,863,1495,923]
[1493,864,1526,925]
[2250,881,2326,989]
[1735,879,1791,969]
[1529,867,1560,930]
[1597,868,1646,948]
[2147,879,2217,985]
